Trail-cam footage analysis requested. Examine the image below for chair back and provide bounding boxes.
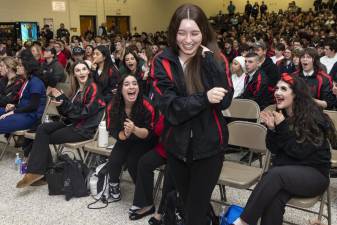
[228,121,267,153]
[224,99,261,122]
[228,120,271,173]
[40,97,60,123]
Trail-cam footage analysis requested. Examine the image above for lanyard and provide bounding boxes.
[18,80,28,103]
[71,89,81,103]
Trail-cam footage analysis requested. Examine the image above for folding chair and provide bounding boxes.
[82,137,116,165]
[0,97,52,160]
[223,99,263,166]
[215,121,270,204]
[57,111,105,161]
[324,110,337,173]
[24,98,60,141]
[222,99,261,123]
[285,188,331,225]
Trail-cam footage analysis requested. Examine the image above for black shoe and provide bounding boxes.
[109,183,121,202]
[148,216,162,225]
[129,206,155,220]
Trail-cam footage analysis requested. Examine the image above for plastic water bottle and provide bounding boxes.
[14,153,22,172]
[44,115,51,123]
[98,121,109,148]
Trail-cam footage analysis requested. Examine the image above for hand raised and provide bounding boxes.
[207,87,227,104]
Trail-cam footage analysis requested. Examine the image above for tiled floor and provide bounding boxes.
[0,145,336,225]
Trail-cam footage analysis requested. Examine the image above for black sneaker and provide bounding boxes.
[109,183,121,202]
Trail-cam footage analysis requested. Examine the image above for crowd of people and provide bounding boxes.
[0,1,336,225]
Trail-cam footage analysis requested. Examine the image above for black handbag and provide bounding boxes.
[45,160,66,195]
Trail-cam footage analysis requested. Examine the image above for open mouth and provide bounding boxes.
[183,44,194,50]
[128,63,135,69]
[127,90,137,100]
[275,96,284,105]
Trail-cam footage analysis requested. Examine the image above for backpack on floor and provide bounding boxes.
[46,153,89,200]
[62,154,90,201]
[87,162,110,209]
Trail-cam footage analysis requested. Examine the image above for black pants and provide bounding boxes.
[108,140,153,183]
[27,122,87,174]
[168,153,224,225]
[241,165,329,225]
[133,150,166,207]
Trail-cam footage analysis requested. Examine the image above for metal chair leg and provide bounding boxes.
[0,142,10,160]
[318,192,326,221]
[153,168,165,201]
[327,188,331,225]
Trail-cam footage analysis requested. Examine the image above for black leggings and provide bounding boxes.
[168,153,224,225]
[133,150,166,207]
[241,165,329,225]
[107,140,154,184]
[27,122,88,174]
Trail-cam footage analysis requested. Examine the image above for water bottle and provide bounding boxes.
[44,115,51,123]
[20,162,28,174]
[98,121,109,148]
[14,153,22,172]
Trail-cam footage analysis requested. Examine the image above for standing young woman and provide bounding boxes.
[0,50,46,134]
[0,57,25,107]
[16,61,105,187]
[106,74,156,202]
[92,45,120,103]
[233,73,335,225]
[151,4,233,225]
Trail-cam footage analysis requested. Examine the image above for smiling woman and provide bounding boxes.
[151,4,233,225]
[16,60,106,188]
[234,73,336,225]
[105,74,157,203]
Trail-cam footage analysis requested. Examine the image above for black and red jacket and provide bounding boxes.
[106,96,157,143]
[267,119,331,177]
[239,69,272,110]
[151,48,233,161]
[293,69,335,109]
[56,79,106,139]
[260,57,280,87]
[154,114,167,159]
[0,77,25,107]
[92,65,120,103]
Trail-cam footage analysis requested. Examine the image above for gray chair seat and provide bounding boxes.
[218,161,262,189]
[287,196,321,208]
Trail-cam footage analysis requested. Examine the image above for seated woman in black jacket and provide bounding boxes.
[0,56,25,107]
[16,61,105,188]
[106,74,156,202]
[233,73,336,225]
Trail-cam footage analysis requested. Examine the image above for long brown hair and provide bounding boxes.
[280,73,337,146]
[167,3,221,94]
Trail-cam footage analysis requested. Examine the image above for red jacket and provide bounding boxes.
[154,114,167,159]
[57,51,67,68]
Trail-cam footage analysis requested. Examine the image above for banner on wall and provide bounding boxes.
[52,1,66,12]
